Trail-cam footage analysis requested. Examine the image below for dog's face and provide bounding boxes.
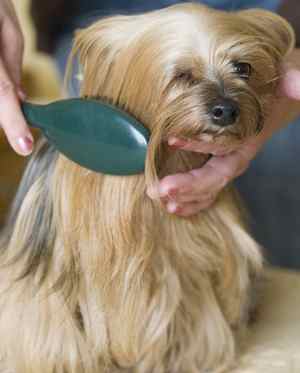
[72,3,294,167]
[146,5,295,146]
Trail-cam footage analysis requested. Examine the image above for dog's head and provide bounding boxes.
[71,3,294,176]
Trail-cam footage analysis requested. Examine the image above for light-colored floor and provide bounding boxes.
[234,268,300,372]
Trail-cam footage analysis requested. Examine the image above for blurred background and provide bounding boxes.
[0,0,299,269]
[0,0,60,226]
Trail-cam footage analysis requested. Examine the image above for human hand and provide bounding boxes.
[147,48,300,217]
[0,0,33,155]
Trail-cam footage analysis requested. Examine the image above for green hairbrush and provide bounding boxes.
[22,98,150,175]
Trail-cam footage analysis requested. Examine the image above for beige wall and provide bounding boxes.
[12,0,61,100]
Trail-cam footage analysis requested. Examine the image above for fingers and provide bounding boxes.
[149,166,224,205]
[0,58,33,155]
[147,149,251,217]
[147,172,195,200]
[165,198,217,217]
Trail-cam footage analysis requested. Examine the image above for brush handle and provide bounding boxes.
[22,102,44,129]
[22,101,64,131]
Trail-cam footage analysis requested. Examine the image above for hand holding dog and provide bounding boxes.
[147,48,300,216]
[0,0,33,155]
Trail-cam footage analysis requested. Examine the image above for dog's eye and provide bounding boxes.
[175,70,198,85]
[232,62,252,80]
[176,71,193,80]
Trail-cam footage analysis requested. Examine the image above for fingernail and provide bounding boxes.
[17,136,34,155]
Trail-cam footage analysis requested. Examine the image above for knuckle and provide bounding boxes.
[0,79,14,97]
[162,173,193,193]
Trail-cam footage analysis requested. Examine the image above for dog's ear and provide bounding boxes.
[237,9,295,58]
[66,15,139,99]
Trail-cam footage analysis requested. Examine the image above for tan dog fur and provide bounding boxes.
[0,4,294,373]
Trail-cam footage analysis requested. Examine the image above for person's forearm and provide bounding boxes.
[0,0,33,155]
[254,59,300,147]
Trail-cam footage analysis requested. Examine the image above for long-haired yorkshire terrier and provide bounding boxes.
[0,3,294,373]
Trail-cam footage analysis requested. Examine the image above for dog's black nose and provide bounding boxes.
[210,99,240,127]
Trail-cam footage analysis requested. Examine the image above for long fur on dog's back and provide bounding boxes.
[0,144,262,372]
[0,140,261,373]
[0,140,100,372]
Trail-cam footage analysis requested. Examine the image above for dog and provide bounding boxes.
[0,3,294,373]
